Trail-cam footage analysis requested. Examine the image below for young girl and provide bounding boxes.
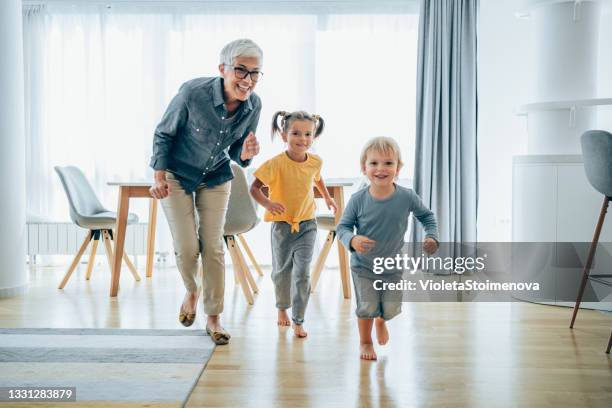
[250,111,337,338]
[337,137,439,360]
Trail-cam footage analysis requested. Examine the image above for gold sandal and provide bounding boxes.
[206,325,231,345]
[179,306,196,327]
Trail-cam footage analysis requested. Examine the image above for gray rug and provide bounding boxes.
[0,328,215,406]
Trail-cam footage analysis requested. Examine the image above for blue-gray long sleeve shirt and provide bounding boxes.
[150,77,261,194]
[337,185,439,277]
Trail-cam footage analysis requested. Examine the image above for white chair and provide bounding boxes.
[54,166,141,289]
[223,164,263,305]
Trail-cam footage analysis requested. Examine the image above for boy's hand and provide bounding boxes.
[325,197,338,214]
[423,238,438,255]
[265,201,286,216]
[350,235,376,254]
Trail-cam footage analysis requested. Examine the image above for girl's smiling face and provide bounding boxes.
[282,120,316,158]
[362,149,402,187]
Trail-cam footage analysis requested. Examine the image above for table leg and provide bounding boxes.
[146,198,158,278]
[111,187,130,297]
[333,186,351,299]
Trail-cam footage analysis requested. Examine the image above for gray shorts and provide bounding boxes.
[352,271,403,320]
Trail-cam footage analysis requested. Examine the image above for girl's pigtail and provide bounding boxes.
[271,110,286,140]
[313,114,325,138]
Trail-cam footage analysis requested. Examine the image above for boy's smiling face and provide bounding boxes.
[362,149,402,187]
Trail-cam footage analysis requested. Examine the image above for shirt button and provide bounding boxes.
[217,142,220,145]
[221,116,225,120]
[210,156,213,159]
[196,128,200,132]
[219,130,223,134]
[206,167,209,170]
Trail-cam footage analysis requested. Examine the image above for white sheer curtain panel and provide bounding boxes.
[23,5,418,264]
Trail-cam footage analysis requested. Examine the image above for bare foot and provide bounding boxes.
[360,343,377,360]
[277,310,290,326]
[292,323,308,338]
[375,317,389,345]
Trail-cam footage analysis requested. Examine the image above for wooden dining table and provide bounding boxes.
[107,178,353,298]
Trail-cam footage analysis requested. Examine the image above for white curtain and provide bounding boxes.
[23,5,418,264]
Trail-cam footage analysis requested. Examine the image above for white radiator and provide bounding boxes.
[26,222,148,256]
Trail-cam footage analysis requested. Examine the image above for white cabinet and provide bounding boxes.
[513,155,612,242]
[512,155,612,311]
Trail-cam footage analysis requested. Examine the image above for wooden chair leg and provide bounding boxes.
[570,197,609,328]
[225,236,254,305]
[235,239,258,294]
[58,230,93,289]
[122,252,141,281]
[85,230,101,280]
[101,230,115,271]
[106,232,140,282]
[310,231,336,293]
[237,234,264,276]
[606,329,612,354]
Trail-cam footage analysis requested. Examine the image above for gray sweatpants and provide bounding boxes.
[271,219,317,325]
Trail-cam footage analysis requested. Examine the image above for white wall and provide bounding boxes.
[477,0,531,241]
[478,0,612,242]
[596,4,612,131]
[0,0,27,297]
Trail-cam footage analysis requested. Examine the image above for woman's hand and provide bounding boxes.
[325,197,338,214]
[350,235,376,254]
[149,171,171,199]
[240,132,260,161]
[423,237,438,255]
[265,201,286,216]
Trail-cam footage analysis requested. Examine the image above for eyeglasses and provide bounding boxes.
[227,65,263,82]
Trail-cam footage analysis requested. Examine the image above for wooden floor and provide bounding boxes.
[1,258,611,408]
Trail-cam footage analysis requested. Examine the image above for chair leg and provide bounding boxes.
[606,329,612,354]
[58,230,93,289]
[310,231,336,293]
[101,230,115,272]
[225,236,254,305]
[85,230,101,280]
[122,252,141,282]
[570,196,609,328]
[237,234,264,276]
[105,230,141,281]
[235,239,258,294]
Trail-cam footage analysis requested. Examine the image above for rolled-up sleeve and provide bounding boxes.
[150,91,188,171]
[229,104,261,167]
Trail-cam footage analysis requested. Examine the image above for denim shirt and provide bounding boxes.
[150,77,262,194]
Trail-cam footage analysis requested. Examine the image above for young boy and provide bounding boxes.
[337,137,439,360]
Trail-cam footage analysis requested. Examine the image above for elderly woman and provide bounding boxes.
[149,39,263,345]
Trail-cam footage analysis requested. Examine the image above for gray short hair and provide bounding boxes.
[219,39,263,66]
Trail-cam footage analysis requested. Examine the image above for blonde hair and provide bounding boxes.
[270,110,325,140]
[360,136,403,170]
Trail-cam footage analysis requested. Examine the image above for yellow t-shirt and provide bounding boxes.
[253,152,322,232]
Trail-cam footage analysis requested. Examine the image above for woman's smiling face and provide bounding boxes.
[219,55,261,103]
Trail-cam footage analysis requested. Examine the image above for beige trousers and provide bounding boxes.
[161,172,231,315]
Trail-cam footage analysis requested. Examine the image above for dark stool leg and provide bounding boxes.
[570,196,609,328]
[606,330,612,354]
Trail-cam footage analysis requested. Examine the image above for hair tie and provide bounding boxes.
[312,114,320,122]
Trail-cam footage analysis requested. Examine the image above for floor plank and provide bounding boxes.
[0,259,611,408]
